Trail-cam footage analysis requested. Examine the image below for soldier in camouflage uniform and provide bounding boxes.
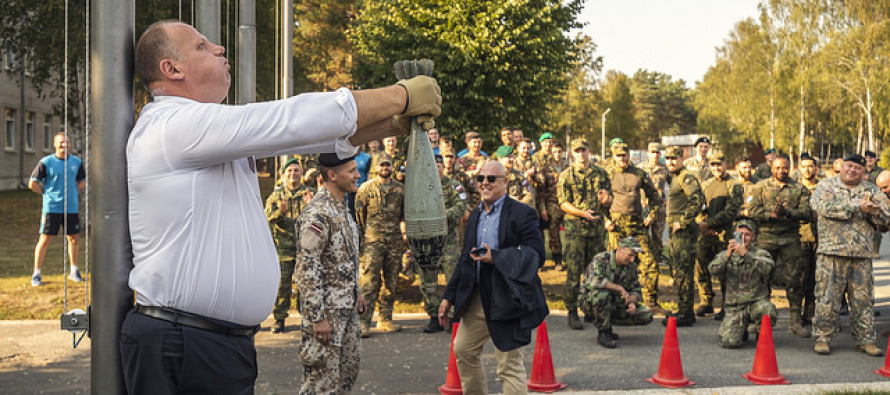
[579,237,654,348]
[695,153,743,318]
[456,131,488,174]
[295,153,367,394]
[559,138,613,329]
[663,146,704,327]
[416,153,468,333]
[355,153,406,336]
[797,154,821,324]
[600,138,626,174]
[683,136,713,182]
[754,148,776,181]
[265,158,316,333]
[734,156,759,221]
[603,144,664,314]
[865,150,884,257]
[708,220,777,348]
[811,154,890,356]
[748,154,813,337]
[533,133,565,270]
[639,142,668,266]
[498,151,536,208]
[369,136,405,179]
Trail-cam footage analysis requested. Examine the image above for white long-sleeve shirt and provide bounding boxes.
[127,89,358,325]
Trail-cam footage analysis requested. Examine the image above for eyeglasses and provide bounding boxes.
[475,175,505,183]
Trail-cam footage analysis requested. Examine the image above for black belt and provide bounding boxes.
[136,305,260,338]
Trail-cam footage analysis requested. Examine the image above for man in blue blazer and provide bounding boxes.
[438,160,547,395]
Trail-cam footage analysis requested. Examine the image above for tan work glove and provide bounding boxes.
[392,115,435,133]
[396,76,442,118]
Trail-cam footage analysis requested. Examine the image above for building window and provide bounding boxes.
[43,115,52,150]
[5,108,15,149]
[25,112,34,150]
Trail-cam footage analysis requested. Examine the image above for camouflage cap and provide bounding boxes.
[664,146,683,158]
[709,152,725,164]
[612,144,628,155]
[440,146,455,157]
[617,237,643,252]
[648,142,662,152]
[608,137,625,147]
[373,153,393,166]
[735,219,758,235]
[570,138,589,151]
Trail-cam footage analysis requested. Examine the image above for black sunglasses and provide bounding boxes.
[475,175,505,183]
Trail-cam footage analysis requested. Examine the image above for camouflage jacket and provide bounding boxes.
[558,163,612,221]
[736,177,760,219]
[441,175,468,231]
[506,168,536,208]
[583,250,642,301]
[754,162,772,181]
[700,174,743,234]
[798,177,821,243]
[455,151,488,174]
[531,151,560,206]
[666,167,704,227]
[264,183,316,258]
[446,168,479,210]
[749,177,812,246]
[296,187,361,323]
[355,177,405,242]
[708,246,774,306]
[811,176,890,257]
[868,166,884,184]
[606,164,661,221]
[639,160,668,199]
[683,156,712,182]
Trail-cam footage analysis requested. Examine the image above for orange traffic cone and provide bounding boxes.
[527,321,567,392]
[647,316,695,388]
[743,314,789,385]
[439,322,463,395]
[873,330,890,378]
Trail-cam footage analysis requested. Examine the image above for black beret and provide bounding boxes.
[694,136,711,147]
[844,153,866,167]
[318,152,356,167]
[865,150,877,158]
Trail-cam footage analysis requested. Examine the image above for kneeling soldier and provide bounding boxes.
[580,237,653,348]
[708,220,777,348]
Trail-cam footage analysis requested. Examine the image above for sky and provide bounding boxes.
[578,0,762,87]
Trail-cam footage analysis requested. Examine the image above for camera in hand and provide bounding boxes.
[469,246,486,256]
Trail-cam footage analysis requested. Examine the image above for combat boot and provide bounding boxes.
[789,308,811,338]
[814,340,830,355]
[597,328,617,348]
[662,312,694,327]
[271,319,285,334]
[567,311,583,330]
[376,320,402,332]
[856,343,884,357]
[714,309,725,321]
[553,254,564,271]
[360,320,372,338]
[694,304,714,317]
[423,317,444,333]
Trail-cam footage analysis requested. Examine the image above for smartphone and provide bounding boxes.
[469,247,485,256]
[733,231,742,245]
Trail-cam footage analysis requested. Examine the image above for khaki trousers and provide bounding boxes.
[453,291,527,395]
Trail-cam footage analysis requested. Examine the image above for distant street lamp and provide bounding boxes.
[601,108,611,160]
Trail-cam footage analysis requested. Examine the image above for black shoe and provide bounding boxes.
[695,305,714,317]
[742,329,749,342]
[597,331,617,348]
[714,309,725,321]
[568,312,583,330]
[877,310,882,317]
[271,319,285,334]
[583,314,594,323]
[840,302,849,316]
[662,313,694,327]
[423,317,444,333]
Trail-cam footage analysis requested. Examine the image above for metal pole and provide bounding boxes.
[281,0,293,97]
[90,0,134,394]
[196,0,221,45]
[601,108,611,160]
[18,47,25,188]
[238,0,255,105]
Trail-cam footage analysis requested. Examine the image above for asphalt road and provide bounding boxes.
[7,241,890,394]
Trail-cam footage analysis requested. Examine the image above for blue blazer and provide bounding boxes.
[442,196,546,351]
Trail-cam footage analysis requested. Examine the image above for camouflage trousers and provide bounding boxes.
[607,214,659,305]
[718,300,776,348]
[695,233,726,306]
[360,239,404,323]
[439,228,460,280]
[299,308,361,394]
[563,219,606,311]
[649,211,666,259]
[801,242,817,320]
[668,223,698,315]
[579,288,653,332]
[759,240,804,308]
[813,255,876,346]
[545,202,564,261]
[273,258,299,320]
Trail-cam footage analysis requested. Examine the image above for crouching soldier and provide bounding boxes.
[708,220,777,348]
[579,237,653,348]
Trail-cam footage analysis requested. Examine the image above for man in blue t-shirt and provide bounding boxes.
[29,133,86,286]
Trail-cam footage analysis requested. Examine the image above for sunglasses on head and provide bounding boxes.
[475,175,505,183]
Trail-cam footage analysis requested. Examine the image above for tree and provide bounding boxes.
[349,0,583,142]
[545,33,603,145]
